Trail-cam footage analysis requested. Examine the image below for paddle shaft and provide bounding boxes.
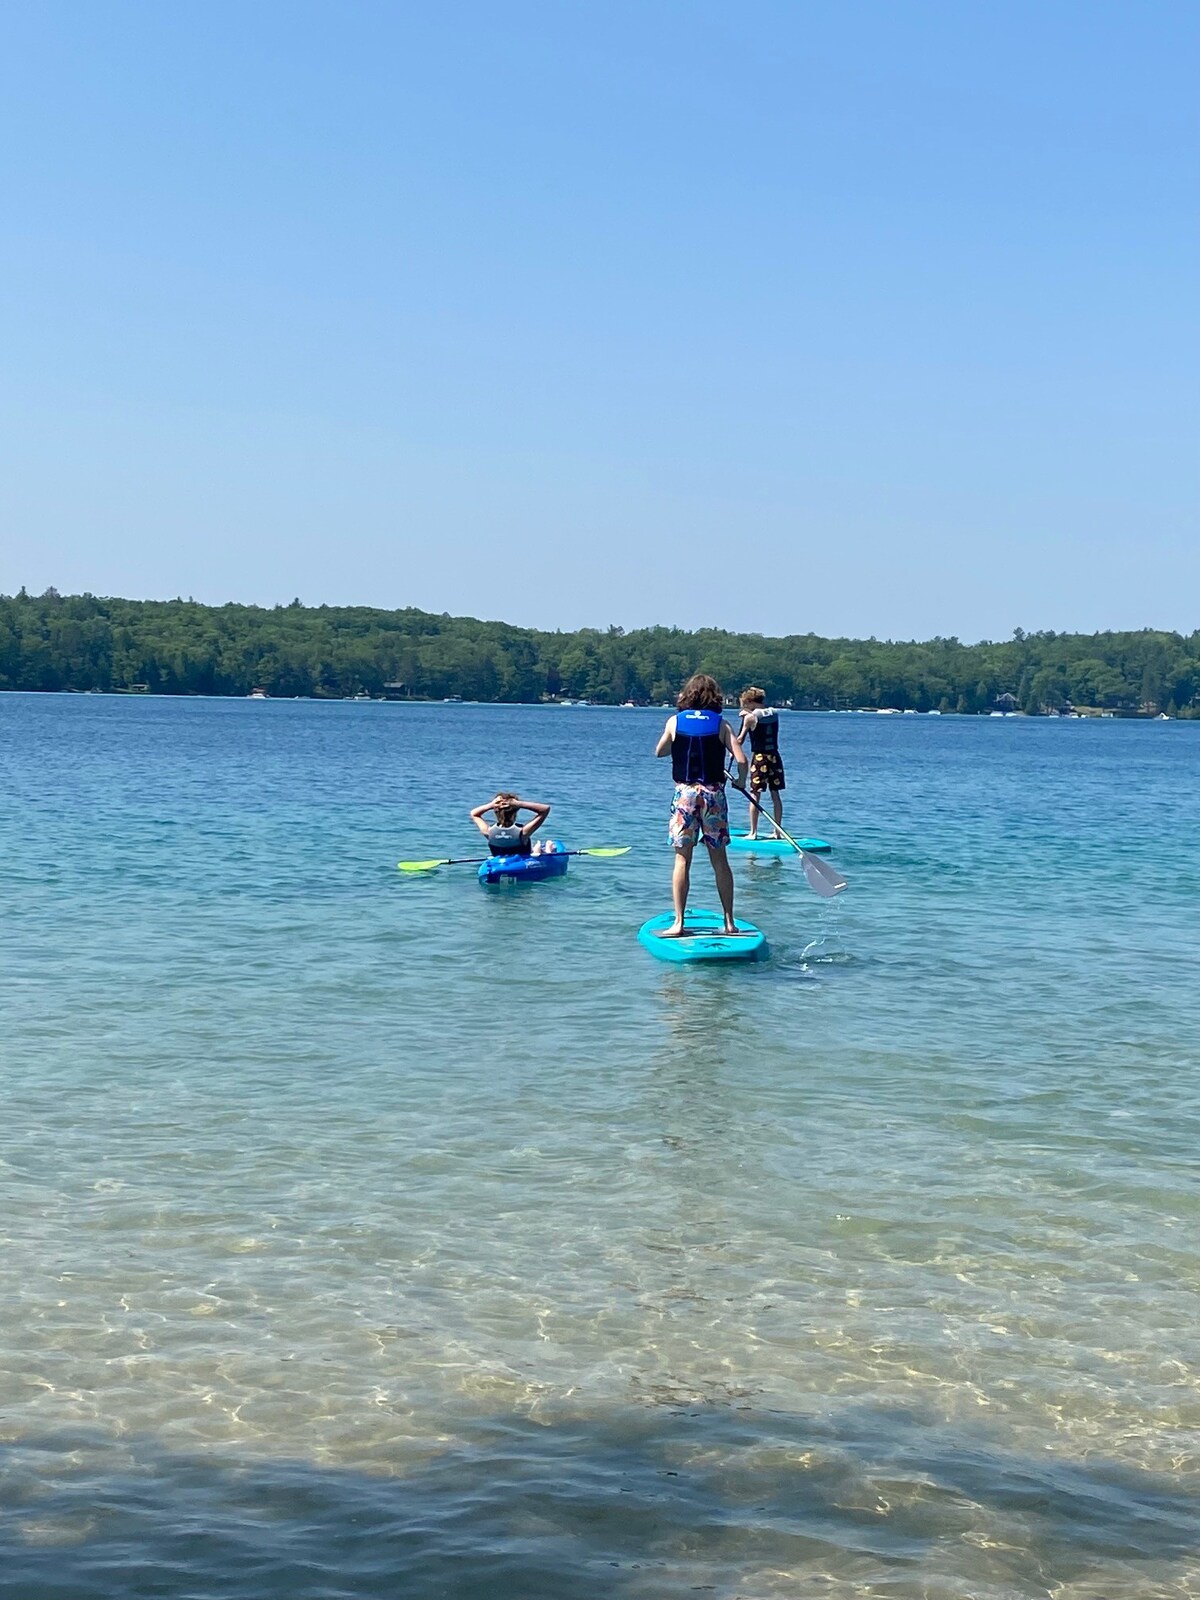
[400,847,627,871]
[727,778,806,855]
[727,776,847,895]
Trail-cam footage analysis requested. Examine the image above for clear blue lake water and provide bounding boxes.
[1,693,1198,1598]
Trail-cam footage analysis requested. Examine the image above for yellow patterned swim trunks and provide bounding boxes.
[749,752,786,793]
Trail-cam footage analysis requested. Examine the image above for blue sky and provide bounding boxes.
[1,1,1196,639]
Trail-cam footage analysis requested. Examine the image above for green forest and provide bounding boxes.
[2,589,1197,715]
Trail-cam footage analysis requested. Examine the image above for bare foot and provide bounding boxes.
[723,920,738,936]
[658,922,686,938]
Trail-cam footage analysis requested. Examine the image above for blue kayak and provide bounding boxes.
[728,832,832,855]
[478,843,570,885]
[637,910,767,963]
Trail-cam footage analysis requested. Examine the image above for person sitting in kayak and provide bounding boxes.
[654,674,748,937]
[470,793,554,856]
[735,686,786,841]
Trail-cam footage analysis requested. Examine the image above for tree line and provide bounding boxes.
[2,589,1198,715]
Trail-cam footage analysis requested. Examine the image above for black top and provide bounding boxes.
[487,823,531,856]
[748,710,779,756]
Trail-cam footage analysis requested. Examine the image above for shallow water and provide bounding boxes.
[1,694,1198,1597]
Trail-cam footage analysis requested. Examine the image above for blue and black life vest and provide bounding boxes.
[748,710,779,756]
[487,824,531,856]
[672,709,727,786]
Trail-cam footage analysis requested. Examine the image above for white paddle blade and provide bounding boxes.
[802,853,847,896]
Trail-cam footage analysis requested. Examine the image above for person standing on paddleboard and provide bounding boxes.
[655,675,748,937]
[469,793,555,856]
[735,686,786,841]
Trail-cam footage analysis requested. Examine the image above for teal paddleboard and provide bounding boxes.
[728,832,831,855]
[637,910,767,963]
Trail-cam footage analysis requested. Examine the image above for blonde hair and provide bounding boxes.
[739,686,766,709]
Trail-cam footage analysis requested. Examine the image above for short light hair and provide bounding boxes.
[739,686,766,709]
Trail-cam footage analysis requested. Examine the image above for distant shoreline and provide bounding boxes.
[2,591,1197,718]
[1,687,1186,722]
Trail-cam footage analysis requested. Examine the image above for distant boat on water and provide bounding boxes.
[248,688,268,699]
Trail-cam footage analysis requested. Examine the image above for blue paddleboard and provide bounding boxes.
[478,842,570,885]
[728,832,831,855]
[637,910,767,963]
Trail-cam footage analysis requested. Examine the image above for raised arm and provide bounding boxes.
[469,801,495,839]
[654,716,676,758]
[518,800,552,839]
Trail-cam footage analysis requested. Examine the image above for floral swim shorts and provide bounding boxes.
[668,783,730,850]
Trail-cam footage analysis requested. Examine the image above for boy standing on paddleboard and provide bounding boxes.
[735,686,786,841]
[655,675,748,936]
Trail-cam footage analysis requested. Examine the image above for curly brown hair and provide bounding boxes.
[677,674,724,712]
